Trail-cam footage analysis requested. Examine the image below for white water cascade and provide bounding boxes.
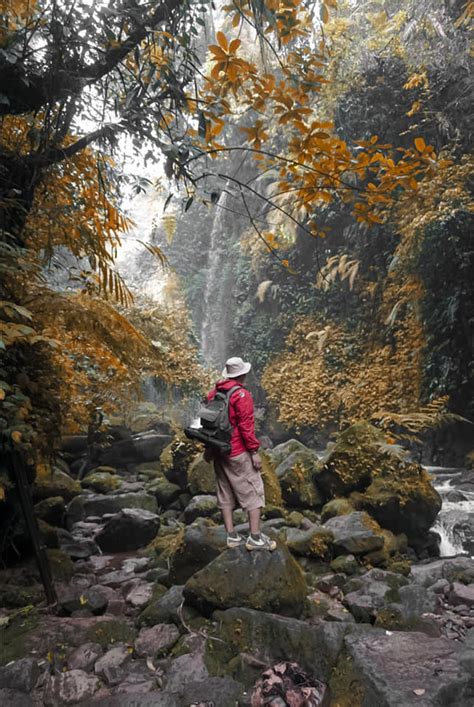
[200,189,236,370]
[427,466,474,557]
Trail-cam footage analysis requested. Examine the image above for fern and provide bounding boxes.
[371,396,471,440]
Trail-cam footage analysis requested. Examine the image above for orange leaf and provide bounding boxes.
[216,31,228,51]
[414,137,426,153]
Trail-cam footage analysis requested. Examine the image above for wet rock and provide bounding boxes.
[46,548,75,581]
[177,676,245,706]
[323,512,384,555]
[184,544,307,618]
[187,455,216,495]
[168,521,226,585]
[95,509,160,552]
[275,450,322,509]
[269,439,311,468]
[82,471,121,494]
[122,557,150,574]
[183,494,218,523]
[344,629,472,705]
[286,526,334,560]
[449,582,474,607]
[0,657,39,692]
[67,642,103,671]
[38,519,60,548]
[66,492,158,527]
[134,624,180,657]
[43,669,100,705]
[164,651,209,692]
[59,535,99,559]
[137,585,184,627]
[59,586,109,615]
[34,496,66,526]
[211,607,346,682]
[126,583,154,608]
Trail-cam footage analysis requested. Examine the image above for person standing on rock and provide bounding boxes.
[204,356,276,552]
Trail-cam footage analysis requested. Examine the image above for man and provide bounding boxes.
[204,356,276,551]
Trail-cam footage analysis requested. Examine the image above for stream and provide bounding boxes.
[428,466,474,557]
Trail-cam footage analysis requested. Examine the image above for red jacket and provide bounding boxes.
[207,379,260,457]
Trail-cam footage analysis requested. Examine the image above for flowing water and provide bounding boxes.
[427,466,474,557]
[200,189,236,370]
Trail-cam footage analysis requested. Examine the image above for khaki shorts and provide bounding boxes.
[213,451,265,512]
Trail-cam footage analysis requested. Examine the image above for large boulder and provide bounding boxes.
[268,439,311,468]
[66,492,158,526]
[323,512,385,556]
[168,521,226,584]
[286,526,334,560]
[275,450,322,509]
[137,585,184,627]
[147,476,181,507]
[352,464,442,540]
[34,496,66,526]
[188,456,216,495]
[183,495,218,523]
[81,471,121,494]
[209,607,347,683]
[184,544,307,618]
[95,509,160,552]
[343,629,472,705]
[410,557,474,588]
[95,431,172,467]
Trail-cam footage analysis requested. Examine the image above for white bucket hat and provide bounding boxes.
[222,356,251,379]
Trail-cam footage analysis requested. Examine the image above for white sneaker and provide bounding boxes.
[245,533,277,551]
[226,533,243,549]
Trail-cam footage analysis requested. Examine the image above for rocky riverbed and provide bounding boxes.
[0,409,473,706]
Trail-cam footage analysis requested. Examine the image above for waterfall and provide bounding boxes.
[200,189,235,370]
[427,466,474,557]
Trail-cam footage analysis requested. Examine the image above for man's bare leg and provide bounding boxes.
[221,506,235,534]
[248,507,261,535]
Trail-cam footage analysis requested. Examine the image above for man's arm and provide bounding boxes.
[233,390,262,469]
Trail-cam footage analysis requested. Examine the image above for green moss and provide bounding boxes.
[85,619,136,648]
[146,527,184,559]
[375,608,439,636]
[81,471,121,493]
[321,497,354,522]
[0,607,40,665]
[260,451,283,507]
[329,652,365,707]
[46,549,74,581]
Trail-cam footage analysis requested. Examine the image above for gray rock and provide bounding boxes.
[0,658,39,692]
[34,496,66,526]
[60,536,99,559]
[59,587,109,615]
[134,624,180,657]
[126,583,154,608]
[137,585,184,627]
[344,629,472,705]
[169,520,226,584]
[148,477,181,507]
[122,558,150,574]
[176,676,245,707]
[77,692,179,706]
[323,512,384,555]
[43,669,100,705]
[95,509,160,552]
[0,689,32,707]
[96,432,172,467]
[449,582,474,607]
[67,642,103,671]
[343,568,408,622]
[184,543,307,618]
[183,494,218,523]
[66,492,158,527]
[95,645,131,685]
[164,652,209,692]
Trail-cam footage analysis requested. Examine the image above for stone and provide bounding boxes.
[187,455,216,495]
[148,477,181,507]
[160,434,197,489]
[410,557,474,588]
[168,521,226,584]
[137,585,184,628]
[85,619,137,648]
[126,583,154,608]
[67,642,103,671]
[183,494,218,523]
[46,548,75,581]
[0,689,32,706]
[449,582,474,607]
[275,450,322,509]
[34,496,66,526]
[95,509,160,552]
[211,607,346,683]
[38,518,60,548]
[66,492,158,527]
[33,466,81,503]
[330,554,359,575]
[43,670,100,705]
[323,512,384,555]
[96,432,172,467]
[95,645,131,684]
[321,498,354,523]
[81,693,179,706]
[0,658,39,692]
[269,439,312,468]
[60,536,99,559]
[344,629,472,705]
[82,471,121,494]
[176,676,245,707]
[134,624,180,657]
[343,568,409,623]
[164,651,209,692]
[184,544,307,618]
[59,587,109,615]
[286,526,334,560]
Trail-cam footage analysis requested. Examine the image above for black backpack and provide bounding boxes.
[184,385,241,454]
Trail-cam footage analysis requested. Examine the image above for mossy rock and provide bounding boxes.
[260,451,283,507]
[286,527,334,561]
[321,498,354,523]
[188,455,216,495]
[160,432,198,489]
[87,465,118,475]
[0,608,40,665]
[85,619,136,648]
[147,527,185,560]
[276,450,322,509]
[354,464,442,540]
[33,465,81,502]
[147,476,181,507]
[34,496,65,526]
[46,549,74,581]
[262,505,286,520]
[268,439,312,468]
[330,554,359,575]
[38,519,59,548]
[81,471,121,494]
[374,607,440,636]
[329,652,365,707]
[0,584,44,610]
